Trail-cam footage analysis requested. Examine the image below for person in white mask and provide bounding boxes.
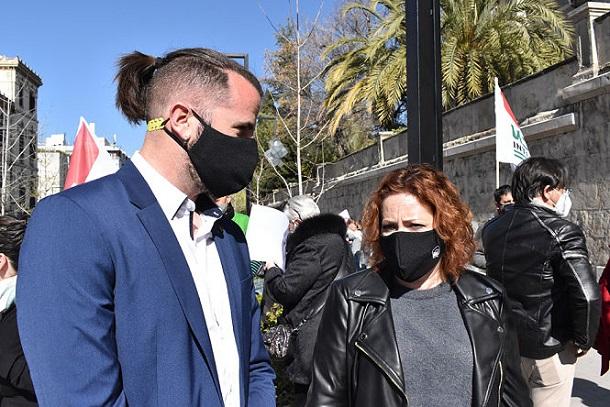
[0,215,36,405]
[482,157,600,407]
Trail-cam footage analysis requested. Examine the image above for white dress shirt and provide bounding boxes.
[132,153,241,406]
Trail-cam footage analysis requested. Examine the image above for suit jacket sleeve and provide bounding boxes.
[305,281,349,407]
[554,222,601,349]
[16,195,127,406]
[246,274,276,406]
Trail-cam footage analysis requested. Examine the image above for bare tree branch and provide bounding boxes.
[268,92,297,144]
[301,0,325,48]
[303,120,330,149]
[257,1,292,43]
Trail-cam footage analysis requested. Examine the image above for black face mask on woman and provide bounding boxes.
[380,230,444,282]
[163,110,259,198]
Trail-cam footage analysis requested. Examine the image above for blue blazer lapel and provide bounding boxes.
[213,230,247,380]
[116,161,223,398]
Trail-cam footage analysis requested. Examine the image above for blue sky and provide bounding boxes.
[3,0,338,155]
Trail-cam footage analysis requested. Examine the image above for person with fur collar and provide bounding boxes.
[264,195,354,406]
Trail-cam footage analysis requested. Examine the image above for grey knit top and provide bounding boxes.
[389,281,473,407]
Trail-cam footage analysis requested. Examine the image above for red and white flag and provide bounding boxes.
[495,78,530,166]
[64,117,115,189]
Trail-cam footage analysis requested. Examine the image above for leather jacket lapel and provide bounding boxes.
[349,272,408,402]
[354,304,408,402]
[454,277,504,407]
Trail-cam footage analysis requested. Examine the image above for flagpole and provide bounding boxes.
[494,77,500,189]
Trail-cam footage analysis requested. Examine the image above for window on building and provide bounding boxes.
[29,93,36,110]
[18,88,24,108]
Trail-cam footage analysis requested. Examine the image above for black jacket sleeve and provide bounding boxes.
[500,294,532,407]
[264,242,322,310]
[554,222,601,349]
[305,281,350,407]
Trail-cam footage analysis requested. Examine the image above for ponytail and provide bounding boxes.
[114,51,157,124]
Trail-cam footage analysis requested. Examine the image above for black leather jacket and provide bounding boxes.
[305,269,531,407]
[482,203,601,359]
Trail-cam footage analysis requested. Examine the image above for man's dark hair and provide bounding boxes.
[511,157,569,203]
[0,215,27,270]
[494,185,512,205]
[115,48,263,124]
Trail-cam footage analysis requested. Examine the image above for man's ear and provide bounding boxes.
[166,103,192,143]
[0,253,9,277]
[541,185,555,203]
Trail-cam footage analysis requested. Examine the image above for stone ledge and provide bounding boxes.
[317,113,578,190]
[560,71,610,102]
[444,113,578,160]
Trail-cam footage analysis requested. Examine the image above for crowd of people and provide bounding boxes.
[1,46,607,407]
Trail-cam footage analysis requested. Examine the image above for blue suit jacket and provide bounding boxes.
[16,161,276,406]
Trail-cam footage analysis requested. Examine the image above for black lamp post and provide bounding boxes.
[404,0,443,170]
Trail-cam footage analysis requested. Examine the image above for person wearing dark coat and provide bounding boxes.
[483,157,600,407]
[0,215,36,406]
[306,165,531,407]
[264,195,354,406]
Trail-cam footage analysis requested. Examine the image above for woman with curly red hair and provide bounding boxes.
[306,164,530,407]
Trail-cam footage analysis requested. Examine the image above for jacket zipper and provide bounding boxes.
[465,303,504,406]
[497,361,503,407]
[354,341,409,406]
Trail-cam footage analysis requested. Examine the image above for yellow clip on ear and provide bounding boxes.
[147,118,166,132]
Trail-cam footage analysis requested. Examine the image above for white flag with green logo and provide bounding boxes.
[495,78,530,165]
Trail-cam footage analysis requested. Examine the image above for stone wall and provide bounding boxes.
[294,7,610,267]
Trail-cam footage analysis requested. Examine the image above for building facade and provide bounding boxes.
[0,55,42,215]
[37,130,129,200]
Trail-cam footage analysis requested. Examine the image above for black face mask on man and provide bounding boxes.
[380,230,444,282]
[161,110,259,198]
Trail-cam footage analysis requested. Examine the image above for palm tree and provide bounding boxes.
[324,0,406,134]
[442,0,573,108]
[323,0,573,132]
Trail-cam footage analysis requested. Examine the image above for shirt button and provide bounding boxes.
[497,326,504,334]
[485,287,493,294]
[354,290,362,297]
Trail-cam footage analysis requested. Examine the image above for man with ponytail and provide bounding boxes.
[17,48,275,406]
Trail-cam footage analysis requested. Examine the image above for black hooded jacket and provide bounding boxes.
[264,213,354,384]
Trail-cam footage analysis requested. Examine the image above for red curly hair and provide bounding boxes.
[362,164,475,281]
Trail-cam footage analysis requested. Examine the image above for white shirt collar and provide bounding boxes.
[131,153,224,238]
[131,152,187,221]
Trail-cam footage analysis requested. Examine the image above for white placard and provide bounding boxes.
[338,209,351,220]
[246,204,289,270]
